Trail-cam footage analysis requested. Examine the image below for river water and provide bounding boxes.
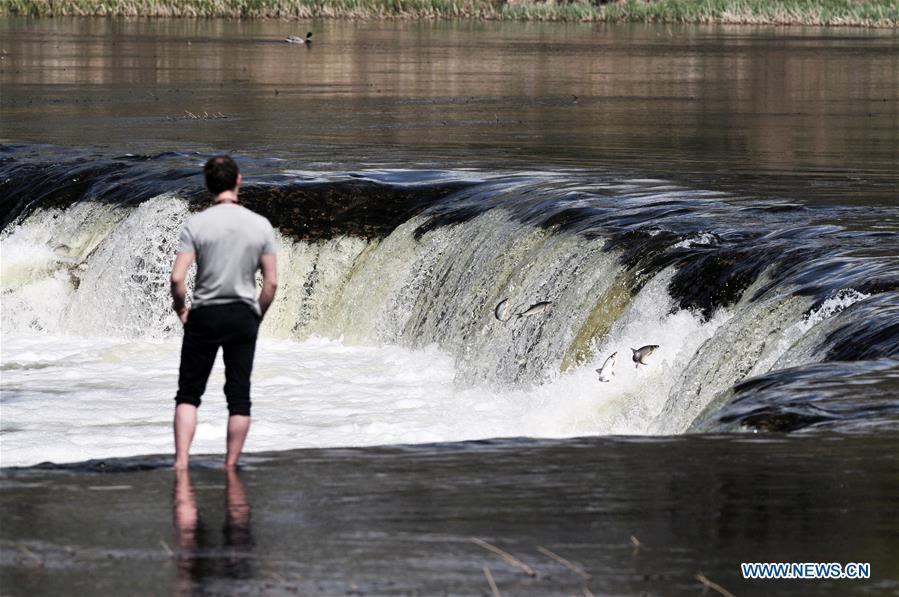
[1,17,898,595]
[2,18,898,203]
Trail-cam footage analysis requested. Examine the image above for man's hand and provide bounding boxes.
[175,305,190,325]
[170,251,195,325]
[258,253,278,318]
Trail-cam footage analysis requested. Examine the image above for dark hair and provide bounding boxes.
[204,155,239,194]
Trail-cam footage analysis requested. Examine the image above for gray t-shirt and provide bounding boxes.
[177,203,277,315]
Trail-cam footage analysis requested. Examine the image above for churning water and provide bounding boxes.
[2,147,897,467]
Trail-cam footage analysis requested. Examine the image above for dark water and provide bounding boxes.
[1,18,897,205]
[3,435,899,596]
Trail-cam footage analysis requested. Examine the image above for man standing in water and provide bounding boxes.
[170,156,278,469]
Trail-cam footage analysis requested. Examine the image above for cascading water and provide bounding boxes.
[2,147,897,467]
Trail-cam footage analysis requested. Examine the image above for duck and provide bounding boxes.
[286,32,312,45]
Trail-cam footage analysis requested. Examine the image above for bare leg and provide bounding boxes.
[174,404,198,469]
[225,415,251,468]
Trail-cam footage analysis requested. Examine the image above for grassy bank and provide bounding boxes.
[1,0,897,26]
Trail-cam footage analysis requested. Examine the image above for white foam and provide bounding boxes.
[748,288,870,377]
[671,232,719,249]
[517,269,729,437]
[804,289,870,327]
[0,334,515,466]
[1,202,124,334]
[0,198,819,466]
[0,264,725,466]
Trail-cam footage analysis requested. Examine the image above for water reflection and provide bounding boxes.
[172,469,254,596]
[1,18,896,205]
[2,435,898,595]
[173,469,199,597]
[223,468,254,580]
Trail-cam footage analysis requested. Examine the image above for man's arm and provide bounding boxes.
[170,252,195,324]
[258,253,278,318]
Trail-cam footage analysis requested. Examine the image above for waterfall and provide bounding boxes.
[2,148,897,466]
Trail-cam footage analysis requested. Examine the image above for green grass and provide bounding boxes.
[1,0,896,26]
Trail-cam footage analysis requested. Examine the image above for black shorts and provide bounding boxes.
[174,303,260,416]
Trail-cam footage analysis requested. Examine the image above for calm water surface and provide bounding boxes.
[1,18,897,204]
[3,436,899,596]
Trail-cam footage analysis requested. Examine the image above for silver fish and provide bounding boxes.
[631,345,659,367]
[494,299,512,322]
[517,301,553,318]
[595,351,618,382]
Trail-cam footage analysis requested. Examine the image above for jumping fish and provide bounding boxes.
[494,299,512,322]
[517,301,553,318]
[596,351,618,382]
[631,345,659,367]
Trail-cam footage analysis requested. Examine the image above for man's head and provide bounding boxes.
[204,155,240,195]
